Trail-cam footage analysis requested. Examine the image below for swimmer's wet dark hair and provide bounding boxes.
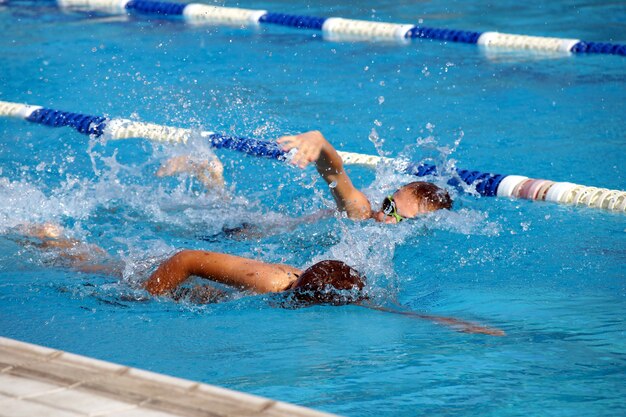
[403,181,453,211]
[287,260,366,307]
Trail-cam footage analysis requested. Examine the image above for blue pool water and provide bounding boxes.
[1,1,625,416]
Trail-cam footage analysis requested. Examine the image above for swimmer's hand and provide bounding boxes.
[278,131,371,220]
[277,130,328,169]
[156,155,225,190]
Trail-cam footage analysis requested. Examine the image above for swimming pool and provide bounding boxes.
[1,0,625,415]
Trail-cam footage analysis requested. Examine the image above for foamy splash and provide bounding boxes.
[0,119,502,307]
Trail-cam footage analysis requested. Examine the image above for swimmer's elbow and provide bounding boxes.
[145,250,195,295]
[343,194,372,220]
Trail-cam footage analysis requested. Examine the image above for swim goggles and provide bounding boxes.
[381,195,406,222]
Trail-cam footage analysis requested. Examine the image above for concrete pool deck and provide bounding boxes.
[0,337,339,417]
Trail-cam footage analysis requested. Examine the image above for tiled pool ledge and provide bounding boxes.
[0,337,339,417]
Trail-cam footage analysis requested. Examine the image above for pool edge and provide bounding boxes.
[0,336,341,417]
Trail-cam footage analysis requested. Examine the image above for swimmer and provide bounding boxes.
[145,250,363,305]
[14,225,504,336]
[145,249,505,336]
[154,131,451,224]
[277,130,452,222]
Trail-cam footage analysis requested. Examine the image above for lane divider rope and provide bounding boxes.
[1,100,624,212]
[21,0,626,56]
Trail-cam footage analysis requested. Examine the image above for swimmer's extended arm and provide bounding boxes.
[144,250,301,295]
[277,131,371,220]
[365,305,505,336]
[408,312,505,336]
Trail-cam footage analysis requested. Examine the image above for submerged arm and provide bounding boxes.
[277,131,371,220]
[144,250,301,295]
[365,304,505,337]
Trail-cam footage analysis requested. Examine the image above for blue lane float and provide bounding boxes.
[125,0,186,16]
[47,0,626,56]
[26,108,107,136]
[1,100,624,212]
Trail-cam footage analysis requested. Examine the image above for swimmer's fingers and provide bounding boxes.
[276,135,296,146]
[294,146,321,168]
[277,135,302,154]
[278,136,307,167]
[301,141,324,167]
[278,135,322,168]
[291,146,315,168]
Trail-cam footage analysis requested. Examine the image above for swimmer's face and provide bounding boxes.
[373,187,435,223]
